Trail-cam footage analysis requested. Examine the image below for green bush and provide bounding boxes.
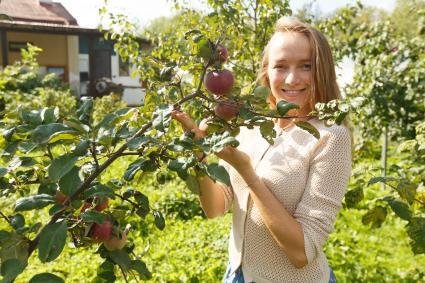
[92,93,127,125]
[0,45,78,120]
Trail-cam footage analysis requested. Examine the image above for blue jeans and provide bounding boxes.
[222,263,338,283]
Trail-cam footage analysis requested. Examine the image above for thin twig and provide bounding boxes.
[0,211,11,225]
[114,193,138,207]
[46,145,54,160]
[90,141,100,170]
[119,264,129,283]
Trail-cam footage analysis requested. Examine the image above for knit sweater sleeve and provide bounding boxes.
[293,125,352,264]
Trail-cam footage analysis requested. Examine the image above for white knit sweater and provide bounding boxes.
[218,119,352,283]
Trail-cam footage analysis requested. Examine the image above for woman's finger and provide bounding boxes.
[171,110,198,131]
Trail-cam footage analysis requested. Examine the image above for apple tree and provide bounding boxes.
[0,1,353,282]
[319,3,425,255]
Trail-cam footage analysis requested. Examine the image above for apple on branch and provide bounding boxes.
[214,100,240,121]
[91,220,113,242]
[104,224,131,251]
[204,69,234,96]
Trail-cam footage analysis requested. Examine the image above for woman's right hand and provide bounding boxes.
[171,110,207,140]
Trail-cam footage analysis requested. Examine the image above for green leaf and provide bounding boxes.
[40,108,59,124]
[205,163,231,187]
[368,176,397,185]
[95,113,118,130]
[344,187,364,208]
[0,233,29,262]
[152,104,172,133]
[396,180,417,204]
[94,261,116,282]
[38,221,67,262]
[0,230,11,241]
[83,184,115,199]
[10,214,25,230]
[277,100,299,116]
[73,140,90,156]
[108,250,131,271]
[19,108,42,126]
[362,205,387,228]
[295,121,320,139]
[14,194,55,212]
[123,158,157,181]
[48,154,79,182]
[130,259,152,280]
[81,211,106,224]
[59,166,82,196]
[77,97,93,124]
[127,136,153,150]
[253,86,270,97]
[199,132,239,154]
[406,217,425,254]
[32,123,78,144]
[0,258,27,283]
[385,197,412,221]
[29,273,64,283]
[0,167,7,177]
[153,210,165,230]
[185,175,200,195]
[63,118,90,133]
[259,120,275,144]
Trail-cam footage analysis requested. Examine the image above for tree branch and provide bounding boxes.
[0,211,11,225]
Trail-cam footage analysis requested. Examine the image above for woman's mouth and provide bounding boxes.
[282,88,306,96]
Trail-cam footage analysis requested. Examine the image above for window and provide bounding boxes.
[47,66,66,81]
[119,56,130,77]
[9,41,33,52]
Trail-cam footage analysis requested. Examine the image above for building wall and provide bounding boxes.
[7,31,68,68]
[67,35,79,94]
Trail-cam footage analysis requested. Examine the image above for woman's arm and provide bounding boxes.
[171,110,231,218]
[232,163,308,268]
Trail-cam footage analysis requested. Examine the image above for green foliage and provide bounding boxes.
[320,4,424,142]
[92,93,127,125]
[3,0,422,281]
[0,44,77,121]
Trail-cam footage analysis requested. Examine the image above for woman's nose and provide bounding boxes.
[285,70,299,85]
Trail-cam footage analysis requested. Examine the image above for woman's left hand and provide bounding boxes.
[216,145,255,177]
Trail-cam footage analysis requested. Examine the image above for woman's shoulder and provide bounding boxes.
[309,118,351,141]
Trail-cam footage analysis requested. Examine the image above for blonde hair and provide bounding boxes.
[258,17,341,110]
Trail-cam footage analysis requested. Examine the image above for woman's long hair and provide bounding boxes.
[258,17,341,111]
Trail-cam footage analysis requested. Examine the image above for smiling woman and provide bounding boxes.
[172,17,352,283]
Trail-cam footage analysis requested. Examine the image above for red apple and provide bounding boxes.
[214,101,239,121]
[216,44,228,63]
[80,201,91,213]
[204,69,234,95]
[94,197,109,212]
[55,191,67,204]
[91,221,112,242]
[104,232,127,251]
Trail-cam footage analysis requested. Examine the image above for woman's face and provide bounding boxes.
[267,32,312,115]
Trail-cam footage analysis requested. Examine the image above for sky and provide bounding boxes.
[55,0,396,29]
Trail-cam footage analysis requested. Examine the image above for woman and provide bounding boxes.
[172,17,351,283]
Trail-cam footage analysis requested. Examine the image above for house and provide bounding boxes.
[0,0,149,105]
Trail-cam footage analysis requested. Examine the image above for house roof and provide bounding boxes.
[0,0,78,26]
[0,20,151,47]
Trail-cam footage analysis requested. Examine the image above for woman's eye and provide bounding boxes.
[274,65,286,69]
[302,64,312,70]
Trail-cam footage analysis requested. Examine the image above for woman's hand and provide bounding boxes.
[171,110,254,176]
[171,110,206,140]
